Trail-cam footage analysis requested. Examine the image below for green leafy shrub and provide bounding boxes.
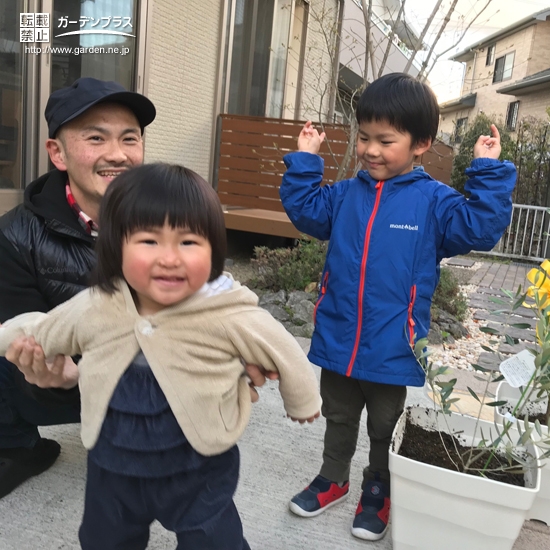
[432,267,468,322]
[251,238,327,292]
[450,113,515,196]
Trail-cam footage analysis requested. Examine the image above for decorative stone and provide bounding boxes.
[261,303,290,322]
[292,300,315,324]
[286,290,316,307]
[259,290,287,306]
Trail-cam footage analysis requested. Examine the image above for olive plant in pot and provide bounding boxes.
[389,308,547,549]
[493,260,550,525]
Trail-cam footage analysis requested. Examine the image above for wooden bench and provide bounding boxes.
[214,114,352,239]
[214,114,453,238]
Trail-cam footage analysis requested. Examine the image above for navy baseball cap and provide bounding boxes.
[45,77,156,138]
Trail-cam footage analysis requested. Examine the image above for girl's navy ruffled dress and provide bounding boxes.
[79,351,248,549]
[89,351,211,477]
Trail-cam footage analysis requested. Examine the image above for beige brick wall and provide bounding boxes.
[527,20,550,75]
[450,22,550,135]
[439,107,473,141]
[300,0,340,122]
[143,0,221,180]
[461,26,534,98]
[516,91,550,121]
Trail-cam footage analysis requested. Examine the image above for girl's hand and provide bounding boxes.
[473,124,501,160]
[245,363,279,403]
[297,121,326,155]
[289,411,321,424]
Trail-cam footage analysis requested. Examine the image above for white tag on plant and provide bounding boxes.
[499,349,536,388]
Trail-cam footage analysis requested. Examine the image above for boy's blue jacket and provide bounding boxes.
[280,152,516,387]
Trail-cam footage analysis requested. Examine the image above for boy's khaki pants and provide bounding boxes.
[319,369,407,492]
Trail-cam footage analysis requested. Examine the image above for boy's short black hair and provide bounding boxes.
[355,73,439,145]
[93,163,226,294]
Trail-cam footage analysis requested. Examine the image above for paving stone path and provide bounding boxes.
[465,260,537,369]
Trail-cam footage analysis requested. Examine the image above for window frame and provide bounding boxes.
[486,44,495,66]
[452,117,468,144]
[493,51,515,84]
[506,100,520,131]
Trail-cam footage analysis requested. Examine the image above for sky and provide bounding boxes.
[402,0,550,101]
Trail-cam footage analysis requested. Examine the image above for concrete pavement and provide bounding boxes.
[1,259,549,548]
[1,349,548,549]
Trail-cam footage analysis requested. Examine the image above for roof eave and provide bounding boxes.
[439,93,477,113]
[497,75,550,95]
[450,9,550,62]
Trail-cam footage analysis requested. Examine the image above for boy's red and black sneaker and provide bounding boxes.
[289,475,349,517]
[351,478,390,541]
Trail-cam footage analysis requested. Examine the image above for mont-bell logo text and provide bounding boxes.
[389,223,419,231]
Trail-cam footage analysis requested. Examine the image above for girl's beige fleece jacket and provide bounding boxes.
[0,275,321,456]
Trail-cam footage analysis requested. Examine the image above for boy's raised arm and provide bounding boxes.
[434,123,516,258]
[473,124,501,160]
[280,122,344,241]
[298,120,326,155]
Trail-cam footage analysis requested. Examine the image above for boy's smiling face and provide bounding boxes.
[356,119,431,181]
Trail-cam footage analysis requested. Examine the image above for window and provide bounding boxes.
[0,0,24,203]
[486,44,495,66]
[506,101,520,131]
[51,0,139,92]
[452,117,468,144]
[222,0,308,118]
[493,52,515,83]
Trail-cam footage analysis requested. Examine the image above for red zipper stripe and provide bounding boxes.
[408,285,417,345]
[313,271,329,324]
[345,181,384,377]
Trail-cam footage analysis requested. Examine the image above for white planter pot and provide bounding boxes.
[389,405,541,550]
[495,381,549,525]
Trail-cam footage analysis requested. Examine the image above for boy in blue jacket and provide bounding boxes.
[280,73,516,542]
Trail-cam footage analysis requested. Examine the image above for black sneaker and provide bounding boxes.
[289,475,349,517]
[351,478,390,541]
[0,438,61,499]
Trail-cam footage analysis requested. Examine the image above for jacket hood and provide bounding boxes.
[114,273,259,319]
[24,169,92,241]
[357,166,436,187]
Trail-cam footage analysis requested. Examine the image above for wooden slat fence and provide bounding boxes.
[214,114,453,237]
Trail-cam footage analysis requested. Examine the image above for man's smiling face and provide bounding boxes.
[47,102,144,217]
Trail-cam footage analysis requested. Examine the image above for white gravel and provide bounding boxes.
[429,282,499,371]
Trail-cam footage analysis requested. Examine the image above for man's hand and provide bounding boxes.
[245,363,279,403]
[5,336,79,389]
[473,124,501,160]
[298,121,326,155]
[289,411,321,424]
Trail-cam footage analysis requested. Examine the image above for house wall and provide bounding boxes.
[461,25,534,119]
[439,107,472,142]
[527,21,550,75]
[144,0,222,179]
[445,20,550,137]
[516,90,550,121]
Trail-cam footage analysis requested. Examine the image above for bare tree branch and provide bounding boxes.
[403,0,443,74]
[422,0,494,82]
[416,0,458,81]
[360,0,374,86]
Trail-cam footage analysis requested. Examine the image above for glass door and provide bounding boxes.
[0,0,25,214]
[50,0,139,91]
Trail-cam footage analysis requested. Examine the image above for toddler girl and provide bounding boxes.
[0,163,321,550]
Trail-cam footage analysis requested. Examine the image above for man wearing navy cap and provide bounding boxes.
[0,78,156,498]
[0,78,272,500]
